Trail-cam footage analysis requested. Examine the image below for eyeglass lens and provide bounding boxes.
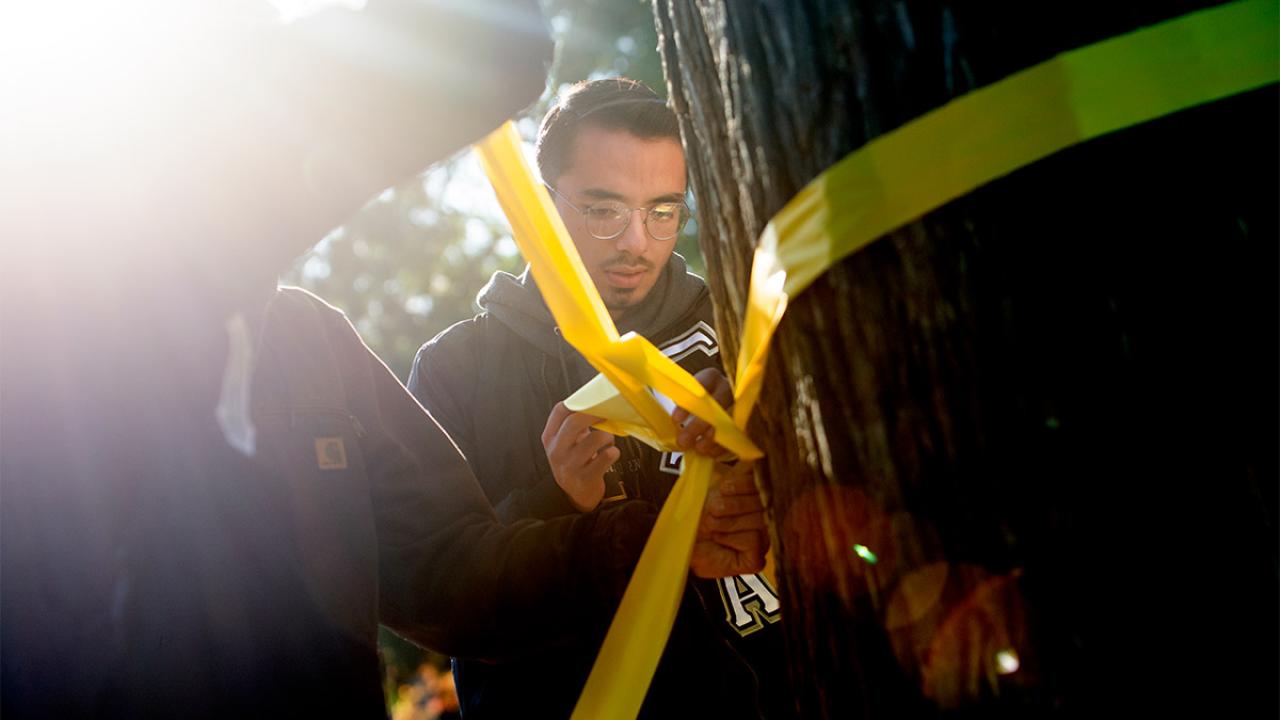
[584,201,688,240]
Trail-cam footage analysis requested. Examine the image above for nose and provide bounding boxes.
[615,209,649,255]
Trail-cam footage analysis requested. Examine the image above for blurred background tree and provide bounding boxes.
[277,1,696,710]
[283,0,700,381]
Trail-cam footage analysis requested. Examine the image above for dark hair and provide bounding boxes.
[536,78,680,184]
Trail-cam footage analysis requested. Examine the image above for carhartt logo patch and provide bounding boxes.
[315,437,348,470]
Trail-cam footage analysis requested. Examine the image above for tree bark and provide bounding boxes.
[654,2,1277,717]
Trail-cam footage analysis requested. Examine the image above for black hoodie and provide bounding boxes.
[409,255,788,719]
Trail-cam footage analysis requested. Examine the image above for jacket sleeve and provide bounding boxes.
[491,477,580,523]
[408,326,580,523]
[341,315,654,660]
[406,330,479,464]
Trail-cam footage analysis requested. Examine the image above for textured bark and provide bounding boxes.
[654,2,1277,717]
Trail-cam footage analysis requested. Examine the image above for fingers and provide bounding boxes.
[537,397,601,448]
[701,368,734,410]
[706,493,763,518]
[583,445,621,478]
[697,431,725,457]
[700,510,766,535]
[543,403,617,513]
[716,527,762,556]
[559,411,604,444]
[541,402,572,447]
[543,403,607,455]
[674,415,726,457]
[716,461,757,496]
[551,425,615,472]
[543,402,619,512]
[688,539,727,578]
[719,529,768,562]
[703,463,763,536]
[691,461,769,577]
[672,368,734,455]
[568,428,616,466]
[689,533,767,578]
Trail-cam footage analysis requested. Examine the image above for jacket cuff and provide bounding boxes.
[496,478,580,523]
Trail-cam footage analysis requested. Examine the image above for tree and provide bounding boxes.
[544,0,666,92]
[654,1,1277,717]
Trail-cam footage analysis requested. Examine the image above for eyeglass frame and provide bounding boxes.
[545,184,690,242]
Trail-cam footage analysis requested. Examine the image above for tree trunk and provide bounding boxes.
[653,2,1277,717]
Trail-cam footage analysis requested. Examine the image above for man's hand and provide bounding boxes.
[691,460,769,578]
[542,401,621,512]
[671,367,734,456]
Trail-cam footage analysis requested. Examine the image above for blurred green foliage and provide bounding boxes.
[283,0,703,382]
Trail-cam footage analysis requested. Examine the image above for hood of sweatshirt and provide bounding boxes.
[476,252,708,361]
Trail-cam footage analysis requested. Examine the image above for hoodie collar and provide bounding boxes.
[477,253,706,358]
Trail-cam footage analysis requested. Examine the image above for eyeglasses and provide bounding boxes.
[546,184,690,241]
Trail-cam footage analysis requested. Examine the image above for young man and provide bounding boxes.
[409,78,787,719]
[0,6,767,718]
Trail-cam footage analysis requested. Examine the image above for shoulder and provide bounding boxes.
[409,311,517,394]
[269,285,373,339]
[655,286,719,366]
[272,285,347,319]
[264,286,362,348]
[667,269,715,327]
[690,281,714,324]
[413,313,497,369]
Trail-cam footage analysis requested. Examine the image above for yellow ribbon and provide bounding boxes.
[474,2,1276,716]
[735,0,1278,427]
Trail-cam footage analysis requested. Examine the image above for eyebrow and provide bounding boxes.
[579,187,686,205]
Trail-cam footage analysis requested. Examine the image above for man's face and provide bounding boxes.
[550,125,686,318]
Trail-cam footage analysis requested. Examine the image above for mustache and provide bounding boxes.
[602,255,655,271]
